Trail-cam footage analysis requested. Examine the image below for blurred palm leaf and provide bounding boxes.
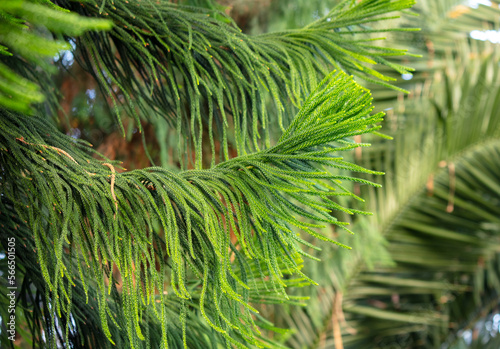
[269,1,500,348]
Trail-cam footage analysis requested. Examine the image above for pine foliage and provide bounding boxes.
[0,0,112,114]
[40,0,415,167]
[1,70,383,348]
[0,0,419,348]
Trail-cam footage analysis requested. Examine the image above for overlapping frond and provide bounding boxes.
[339,141,500,348]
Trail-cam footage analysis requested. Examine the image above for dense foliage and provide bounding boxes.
[1,0,500,348]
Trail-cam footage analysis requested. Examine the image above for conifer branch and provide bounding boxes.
[0,0,112,113]
[59,0,416,168]
[1,70,383,348]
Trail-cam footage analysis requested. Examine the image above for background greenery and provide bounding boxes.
[0,0,499,348]
[256,1,500,348]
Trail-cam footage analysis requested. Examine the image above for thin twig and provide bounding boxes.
[16,137,96,176]
[16,137,119,218]
[102,163,118,218]
[332,292,344,349]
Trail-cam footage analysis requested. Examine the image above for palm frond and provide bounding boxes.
[272,2,500,346]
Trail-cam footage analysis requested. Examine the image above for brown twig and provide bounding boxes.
[16,137,120,218]
[16,137,96,176]
[332,292,344,349]
[102,163,118,218]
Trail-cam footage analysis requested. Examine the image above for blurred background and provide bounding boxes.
[48,0,500,348]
